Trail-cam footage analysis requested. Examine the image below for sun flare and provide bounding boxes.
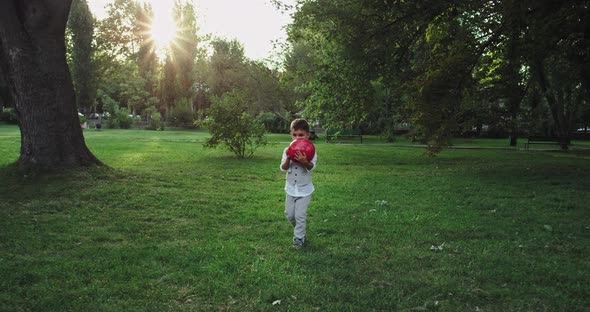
[138,0,179,59]
[150,16,177,49]
[149,13,178,57]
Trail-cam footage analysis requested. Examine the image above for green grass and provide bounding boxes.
[1,123,589,311]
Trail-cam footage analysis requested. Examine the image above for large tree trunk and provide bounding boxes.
[0,0,102,169]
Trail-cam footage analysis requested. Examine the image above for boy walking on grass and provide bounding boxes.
[280,118,317,249]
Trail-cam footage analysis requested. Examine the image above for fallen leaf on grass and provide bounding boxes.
[430,242,445,251]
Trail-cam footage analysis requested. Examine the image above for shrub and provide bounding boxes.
[99,92,134,129]
[105,114,117,129]
[199,91,267,158]
[146,112,164,131]
[100,93,121,129]
[116,108,133,129]
[168,97,196,128]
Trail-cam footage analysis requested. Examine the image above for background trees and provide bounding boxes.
[2,0,586,166]
[67,0,96,114]
[75,0,211,128]
[283,0,589,151]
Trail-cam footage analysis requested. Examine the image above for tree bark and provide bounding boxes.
[533,60,567,137]
[0,0,102,169]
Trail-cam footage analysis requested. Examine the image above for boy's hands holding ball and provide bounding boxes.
[293,151,310,165]
[283,127,315,171]
[282,148,314,171]
[286,139,315,170]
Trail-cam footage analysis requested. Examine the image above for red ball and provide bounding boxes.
[287,138,315,162]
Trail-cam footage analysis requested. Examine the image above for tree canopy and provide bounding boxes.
[283,0,589,151]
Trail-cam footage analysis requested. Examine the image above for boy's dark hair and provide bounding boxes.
[290,118,310,132]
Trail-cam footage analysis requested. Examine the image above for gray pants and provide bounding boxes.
[285,194,311,239]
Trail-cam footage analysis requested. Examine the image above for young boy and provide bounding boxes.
[280,118,317,249]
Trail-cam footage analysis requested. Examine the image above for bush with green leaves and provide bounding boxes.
[168,97,196,128]
[116,108,133,129]
[199,91,267,158]
[145,109,164,131]
[100,92,119,128]
[100,91,133,129]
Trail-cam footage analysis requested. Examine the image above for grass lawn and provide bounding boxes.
[1,123,589,311]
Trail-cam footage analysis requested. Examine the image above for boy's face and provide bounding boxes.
[291,128,310,141]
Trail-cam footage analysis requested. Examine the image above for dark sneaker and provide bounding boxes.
[293,237,305,249]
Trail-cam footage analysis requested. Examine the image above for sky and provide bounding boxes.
[87,0,294,61]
